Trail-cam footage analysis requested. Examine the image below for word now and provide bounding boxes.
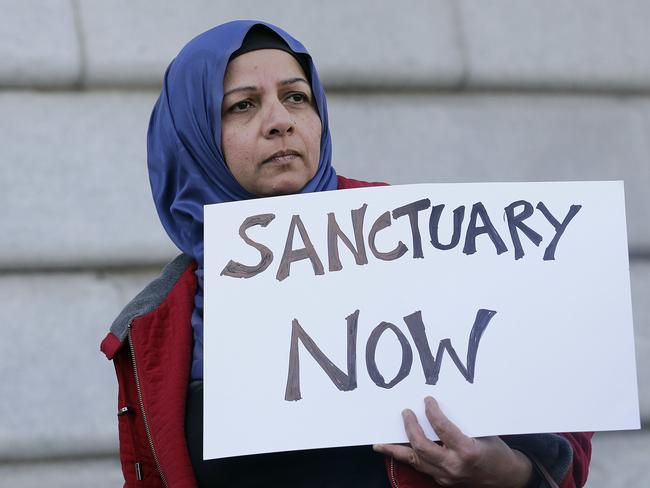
[220,199,582,282]
[284,308,496,401]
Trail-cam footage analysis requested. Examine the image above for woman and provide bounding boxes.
[101,20,592,487]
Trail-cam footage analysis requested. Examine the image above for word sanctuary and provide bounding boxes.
[220,198,582,282]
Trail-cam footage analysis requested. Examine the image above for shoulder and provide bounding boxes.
[100,254,197,358]
[337,175,388,189]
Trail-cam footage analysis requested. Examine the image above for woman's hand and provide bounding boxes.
[373,396,534,488]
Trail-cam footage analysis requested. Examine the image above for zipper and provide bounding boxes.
[128,325,169,488]
[389,456,399,488]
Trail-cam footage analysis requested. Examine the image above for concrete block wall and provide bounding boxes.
[1,1,648,486]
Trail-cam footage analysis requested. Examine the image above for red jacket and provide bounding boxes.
[101,175,592,487]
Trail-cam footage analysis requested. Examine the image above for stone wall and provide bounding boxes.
[1,1,648,486]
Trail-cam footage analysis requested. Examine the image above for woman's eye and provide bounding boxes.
[286,93,307,104]
[230,100,253,112]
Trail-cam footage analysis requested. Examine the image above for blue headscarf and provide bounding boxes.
[147,20,338,378]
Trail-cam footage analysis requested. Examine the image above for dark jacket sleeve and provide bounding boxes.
[503,432,593,488]
[558,432,593,487]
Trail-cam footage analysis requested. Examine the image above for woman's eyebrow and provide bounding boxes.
[223,85,257,98]
[280,77,309,87]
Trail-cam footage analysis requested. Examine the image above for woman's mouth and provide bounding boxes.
[262,150,300,164]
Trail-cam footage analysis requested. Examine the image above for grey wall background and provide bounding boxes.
[0,1,648,486]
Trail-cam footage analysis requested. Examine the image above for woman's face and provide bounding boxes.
[221,49,322,197]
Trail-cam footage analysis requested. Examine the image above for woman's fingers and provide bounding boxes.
[424,396,472,452]
[378,399,533,487]
[372,442,415,464]
[401,408,446,463]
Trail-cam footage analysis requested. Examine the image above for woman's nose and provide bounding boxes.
[262,100,295,138]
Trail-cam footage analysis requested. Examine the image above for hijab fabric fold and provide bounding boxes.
[147,20,338,378]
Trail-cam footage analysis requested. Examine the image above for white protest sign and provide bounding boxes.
[203,181,639,460]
